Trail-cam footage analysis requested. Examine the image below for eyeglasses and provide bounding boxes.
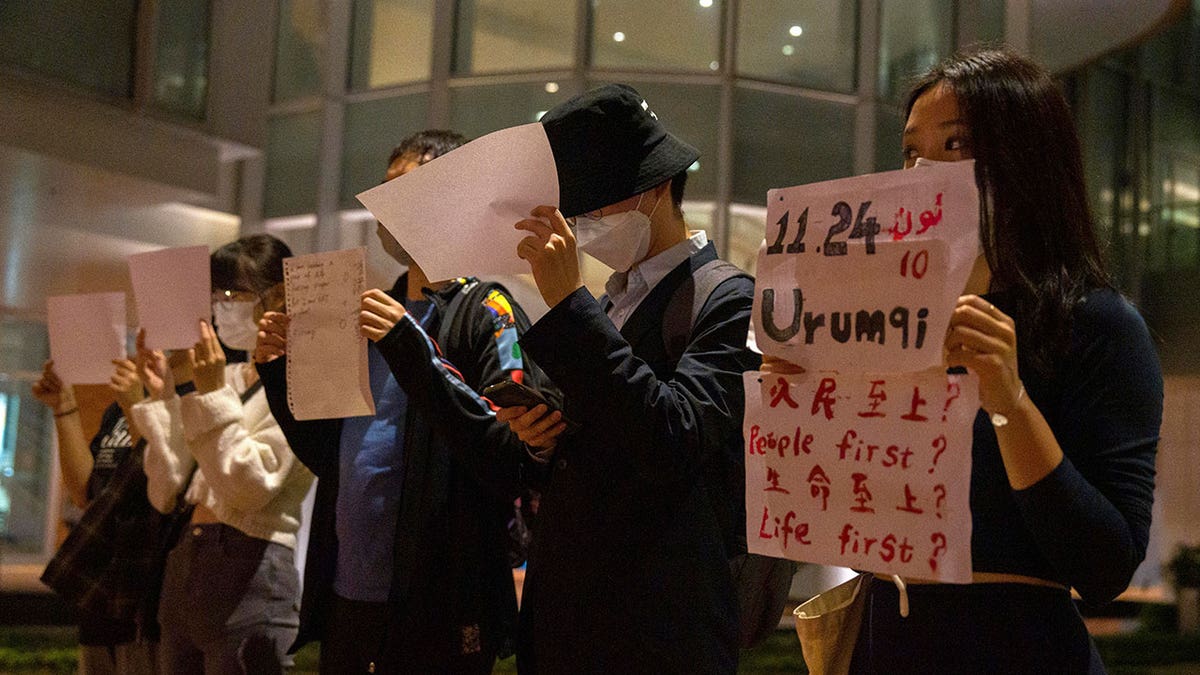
[211,289,262,304]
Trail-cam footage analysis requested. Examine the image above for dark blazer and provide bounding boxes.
[516,242,760,674]
[259,275,543,667]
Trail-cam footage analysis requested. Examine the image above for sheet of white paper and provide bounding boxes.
[752,161,980,373]
[47,293,127,385]
[356,123,559,281]
[743,369,978,583]
[284,247,375,420]
[128,245,211,350]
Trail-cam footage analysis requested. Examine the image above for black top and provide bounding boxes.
[79,403,137,646]
[971,288,1162,604]
[516,243,761,673]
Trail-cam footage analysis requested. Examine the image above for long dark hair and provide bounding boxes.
[211,234,292,295]
[906,49,1110,375]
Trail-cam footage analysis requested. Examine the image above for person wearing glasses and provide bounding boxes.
[131,234,313,673]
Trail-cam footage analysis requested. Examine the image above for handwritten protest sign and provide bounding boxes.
[129,246,210,350]
[47,292,126,384]
[752,160,980,373]
[744,369,978,582]
[284,247,375,420]
[356,123,559,281]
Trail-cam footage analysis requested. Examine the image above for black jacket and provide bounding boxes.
[259,275,548,666]
[516,243,761,673]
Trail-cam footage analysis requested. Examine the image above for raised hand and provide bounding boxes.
[135,328,173,400]
[515,205,584,308]
[254,312,289,364]
[191,320,227,394]
[944,295,1024,416]
[109,358,144,413]
[32,360,76,414]
[359,289,407,342]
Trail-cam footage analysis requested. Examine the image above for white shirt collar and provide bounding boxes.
[605,230,709,306]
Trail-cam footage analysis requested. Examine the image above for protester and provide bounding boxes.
[131,234,313,673]
[769,49,1162,673]
[255,129,553,673]
[34,359,159,674]
[496,84,760,672]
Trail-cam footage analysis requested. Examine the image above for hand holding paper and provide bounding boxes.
[254,312,289,365]
[356,123,560,281]
[515,205,583,308]
[359,289,408,342]
[32,361,76,415]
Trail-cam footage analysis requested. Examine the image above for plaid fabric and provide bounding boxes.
[41,438,190,631]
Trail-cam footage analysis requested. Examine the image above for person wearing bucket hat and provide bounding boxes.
[496,84,761,672]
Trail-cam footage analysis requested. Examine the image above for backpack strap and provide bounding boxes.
[662,259,752,366]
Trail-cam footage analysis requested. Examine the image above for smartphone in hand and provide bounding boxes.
[482,380,579,434]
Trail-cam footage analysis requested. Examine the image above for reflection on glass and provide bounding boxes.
[875,104,906,172]
[592,0,721,71]
[341,94,430,209]
[737,0,857,92]
[455,0,574,74]
[0,317,50,555]
[0,0,136,98]
[349,0,434,90]
[154,0,210,119]
[733,88,855,205]
[264,112,322,217]
[878,0,953,102]
[587,81,720,200]
[274,0,323,101]
[449,82,570,139]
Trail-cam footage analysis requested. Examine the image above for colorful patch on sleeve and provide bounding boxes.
[483,290,524,372]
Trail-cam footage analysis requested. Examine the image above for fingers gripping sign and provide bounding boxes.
[191,320,227,395]
[32,360,76,413]
[515,205,584,309]
[109,358,144,411]
[943,295,1023,417]
[359,289,408,342]
[135,328,173,400]
[254,312,290,365]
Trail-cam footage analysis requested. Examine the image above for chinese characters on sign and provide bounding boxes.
[745,161,981,582]
[744,370,977,582]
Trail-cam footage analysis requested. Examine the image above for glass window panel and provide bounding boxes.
[341,94,430,209]
[592,0,722,72]
[878,0,953,102]
[264,111,322,218]
[449,82,570,139]
[0,0,136,99]
[153,0,210,119]
[732,88,855,205]
[729,207,768,275]
[274,0,324,102]
[585,81,720,200]
[736,0,857,93]
[349,0,434,90]
[977,0,1006,44]
[0,317,51,555]
[455,0,575,74]
[874,104,906,172]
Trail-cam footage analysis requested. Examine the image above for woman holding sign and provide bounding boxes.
[131,234,314,673]
[771,50,1162,673]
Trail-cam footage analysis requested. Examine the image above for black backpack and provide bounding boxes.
[436,278,541,568]
[661,259,799,649]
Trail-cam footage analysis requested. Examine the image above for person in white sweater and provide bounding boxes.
[131,234,313,674]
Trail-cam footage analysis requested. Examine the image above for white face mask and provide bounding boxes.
[574,192,661,272]
[211,300,259,351]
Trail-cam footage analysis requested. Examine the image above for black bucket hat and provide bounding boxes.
[541,84,700,218]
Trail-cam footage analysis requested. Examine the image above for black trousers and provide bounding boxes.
[850,580,1106,674]
[320,595,498,675]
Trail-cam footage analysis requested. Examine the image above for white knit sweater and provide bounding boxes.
[132,364,314,550]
